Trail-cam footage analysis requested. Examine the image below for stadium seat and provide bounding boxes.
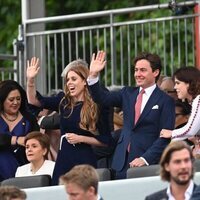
[96,168,112,181]
[1,175,51,189]
[126,164,160,179]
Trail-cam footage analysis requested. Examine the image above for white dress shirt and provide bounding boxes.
[139,84,156,113]
[166,180,194,200]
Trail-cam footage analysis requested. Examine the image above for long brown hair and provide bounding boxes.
[61,59,98,133]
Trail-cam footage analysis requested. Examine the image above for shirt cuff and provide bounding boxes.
[87,76,99,85]
[37,116,45,126]
[140,157,149,166]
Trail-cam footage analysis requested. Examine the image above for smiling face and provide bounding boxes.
[3,89,21,115]
[174,78,192,101]
[25,138,47,163]
[165,149,193,185]
[134,59,159,88]
[66,70,86,101]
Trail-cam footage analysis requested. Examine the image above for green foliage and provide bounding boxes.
[0,0,21,54]
[0,0,196,87]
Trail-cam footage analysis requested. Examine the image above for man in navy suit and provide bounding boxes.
[87,51,175,178]
[145,141,197,200]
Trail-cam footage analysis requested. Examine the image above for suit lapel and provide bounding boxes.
[135,87,161,126]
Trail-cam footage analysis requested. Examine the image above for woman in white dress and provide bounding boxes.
[15,131,55,177]
[160,67,200,140]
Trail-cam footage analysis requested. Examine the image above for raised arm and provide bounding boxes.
[26,57,41,106]
[89,50,106,78]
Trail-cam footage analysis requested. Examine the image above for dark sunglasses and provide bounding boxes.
[166,90,176,94]
[175,113,184,116]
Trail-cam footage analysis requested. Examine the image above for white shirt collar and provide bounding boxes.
[166,180,194,200]
[139,84,156,113]
[139,84,156,97]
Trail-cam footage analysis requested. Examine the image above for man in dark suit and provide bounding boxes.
[87,51,175,178]
[145,141,197,200]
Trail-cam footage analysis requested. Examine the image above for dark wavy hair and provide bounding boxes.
[134,52,162,82]
[173,67,200,99]
[0,80,27,114]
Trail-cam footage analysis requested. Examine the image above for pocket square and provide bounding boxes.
[152,105,159,109]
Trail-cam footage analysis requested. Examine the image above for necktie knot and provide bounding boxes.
[140,89,145,95]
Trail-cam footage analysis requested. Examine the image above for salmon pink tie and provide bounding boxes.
[127,89,145,153]
[134,89,145,124]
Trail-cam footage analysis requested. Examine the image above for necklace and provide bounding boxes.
[2,111,19,122]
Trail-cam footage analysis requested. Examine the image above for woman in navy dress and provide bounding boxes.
[0,80,39,181]
[26,58,112,185]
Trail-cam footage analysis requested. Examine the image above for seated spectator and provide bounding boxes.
[175,100,191,129]
[145,141,197,200]
[174,99,194,147]
[188,136,200,159]
[38,110,60,130]
[160,76,177,100]
[111,111,123,143]
[0,80,39,181]
[15,131,55,177]
[94,110,123,169]
[0,186,26,200]
[113,111,123,131]
[37,109,60,161]
[157,75,166,87]
[59,164,103,200]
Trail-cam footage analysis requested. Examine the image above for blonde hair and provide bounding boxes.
[0,186,26,200]
[61,59,98,133]
[60,164,99,194]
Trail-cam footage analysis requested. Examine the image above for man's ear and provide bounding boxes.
[153,69,160,77]
[164,163,170,172]
[87,186,95,196]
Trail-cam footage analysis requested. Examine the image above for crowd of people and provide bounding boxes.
[1,49,200,199]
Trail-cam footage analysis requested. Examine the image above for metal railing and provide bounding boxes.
[1,1,199,94]
[0,53,18,81]
[0,25,24,85]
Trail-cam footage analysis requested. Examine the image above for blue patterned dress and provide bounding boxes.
[0,114,39,181]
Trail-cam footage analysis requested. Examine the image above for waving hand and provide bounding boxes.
[89,50,106,78]
[26,57,40,80]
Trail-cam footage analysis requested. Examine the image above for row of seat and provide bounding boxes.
[99,159,200,180]
[1,159,200,189]
[23,172,200,200]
